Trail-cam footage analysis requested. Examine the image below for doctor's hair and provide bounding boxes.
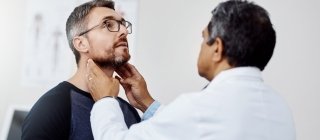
[207,0,276,71]
[66,0,115,65]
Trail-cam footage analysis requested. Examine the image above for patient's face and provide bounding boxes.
[85,7,131,68]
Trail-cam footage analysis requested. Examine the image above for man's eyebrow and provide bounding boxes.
[101,16,125,22]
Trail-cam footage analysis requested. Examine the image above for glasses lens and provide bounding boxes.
[105,20,118,32]
[126,21,132,34]
[104,19,132,34]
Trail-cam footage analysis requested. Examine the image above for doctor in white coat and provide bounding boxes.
[86,0,296,140]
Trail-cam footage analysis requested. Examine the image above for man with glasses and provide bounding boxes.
[21,0,140,140]
[86,0,295,140]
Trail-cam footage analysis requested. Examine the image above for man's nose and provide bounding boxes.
[119,24,129,36]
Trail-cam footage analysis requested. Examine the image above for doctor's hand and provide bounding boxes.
[116,63,154,112]
[86,59,119,102]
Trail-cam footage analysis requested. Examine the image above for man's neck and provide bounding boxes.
[208,59,232,81]
[68,60,114,92]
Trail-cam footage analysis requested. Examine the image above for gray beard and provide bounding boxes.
[93,55,130,69]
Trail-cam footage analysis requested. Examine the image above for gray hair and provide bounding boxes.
[206,0,275,71]
[66,0,115,64]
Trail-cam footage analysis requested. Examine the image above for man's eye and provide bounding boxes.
[104,21,115,28]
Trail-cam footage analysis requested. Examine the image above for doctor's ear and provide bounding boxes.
[212,37,224,62]
[73,36,89,53]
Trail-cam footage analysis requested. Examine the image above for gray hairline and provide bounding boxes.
[67,16,88,49]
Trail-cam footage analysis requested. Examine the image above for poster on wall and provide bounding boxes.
[21,0,138,87]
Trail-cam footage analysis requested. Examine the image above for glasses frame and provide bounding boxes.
[78,19,132,36]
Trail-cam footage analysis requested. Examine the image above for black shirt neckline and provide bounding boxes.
[61,81,93,100]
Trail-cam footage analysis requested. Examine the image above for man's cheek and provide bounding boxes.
[115,47,129,55]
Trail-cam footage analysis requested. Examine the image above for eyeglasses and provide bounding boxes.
[78,19,132,36]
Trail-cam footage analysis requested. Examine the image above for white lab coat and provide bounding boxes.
[91,67,295,140]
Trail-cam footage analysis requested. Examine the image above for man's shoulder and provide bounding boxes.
[43,81,74,98]
[34,81,78,104]
[27,81,73,116]
[28,81,74,117]
[21,81,72,139]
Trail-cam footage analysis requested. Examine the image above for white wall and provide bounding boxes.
[255,1,320,140]
[0,0,319,140]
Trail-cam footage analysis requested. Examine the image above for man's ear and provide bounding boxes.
[73,36,89,53]
[211,37,224,62]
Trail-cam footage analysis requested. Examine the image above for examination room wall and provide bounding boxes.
[0,0,319,140]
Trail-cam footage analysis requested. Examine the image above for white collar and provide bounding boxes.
[206,67,263,88]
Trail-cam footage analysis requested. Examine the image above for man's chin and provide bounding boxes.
[119,53,130,62]
[113,55,130,67]
[92,54,130,68]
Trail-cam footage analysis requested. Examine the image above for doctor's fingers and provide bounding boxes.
[116,68,128,79]
[117,64,133,77]
[86,59,103,77]
[125,63,144,78]
[116,64,135,79]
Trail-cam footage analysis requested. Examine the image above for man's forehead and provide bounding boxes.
[87,7,123,24]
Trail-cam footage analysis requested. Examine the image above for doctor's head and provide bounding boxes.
[198,0,276,80]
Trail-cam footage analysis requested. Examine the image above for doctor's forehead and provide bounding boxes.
[202,28,209,37]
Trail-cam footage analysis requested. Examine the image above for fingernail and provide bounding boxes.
[86,59,89,66]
